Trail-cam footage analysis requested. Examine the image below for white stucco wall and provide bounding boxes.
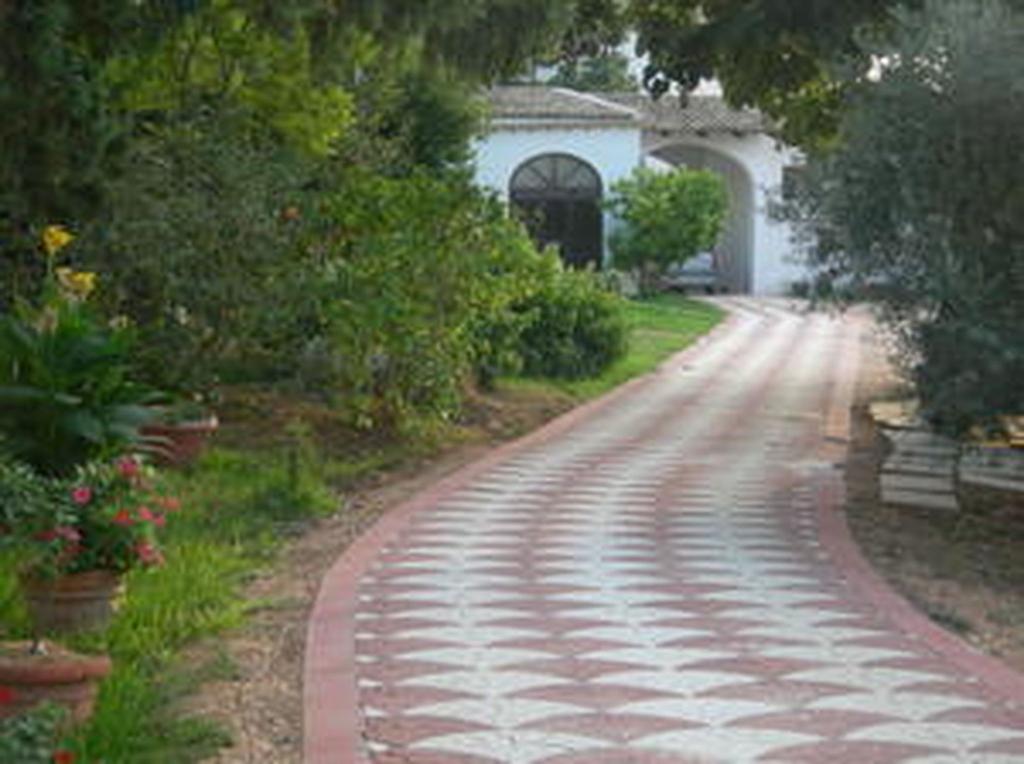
[645,132,805,295]
[473,118,806,295]
[472,123,642,262]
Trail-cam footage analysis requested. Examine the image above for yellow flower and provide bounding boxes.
[41,225,74,257]
[55,267,98,299]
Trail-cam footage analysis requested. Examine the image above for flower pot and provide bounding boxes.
[141,415,218,467]
[21,570,125,635]
[0,641,112,725]
[140,413,218,467]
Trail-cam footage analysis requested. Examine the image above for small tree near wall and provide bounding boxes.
[608,167,728,294]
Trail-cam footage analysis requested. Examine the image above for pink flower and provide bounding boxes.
[135,541,164,567]
[0,685,15,704]
[70,486,92,505]
[137,506,155,523]
[116,456,140,479]
[152,514,166,528]
[54,526,81,543]
[111,509,134,526]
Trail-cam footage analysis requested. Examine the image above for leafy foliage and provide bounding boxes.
[0,238,155,477]
[82,114,315,398]
[308,172,550,433]
[782,0,1024,433]
[608,167,729,294]
[0,461,54,539]
[629,0,917,148]
[0,702,68,764]
[516,263,629,379]
[547,52,638,92]
[0,456,173,577]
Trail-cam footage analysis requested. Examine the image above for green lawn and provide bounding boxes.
[508,293,724,401]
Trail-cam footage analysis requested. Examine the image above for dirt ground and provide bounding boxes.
[183,355,1024,762]
[844,351,1024,673]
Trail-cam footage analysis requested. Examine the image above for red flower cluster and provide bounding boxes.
[0,685,15,704]
[111,505,168,528]
[17,455,177,576]
[111,508,133,526]
[53,751,76,764]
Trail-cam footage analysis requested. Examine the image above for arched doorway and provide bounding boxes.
[510,154,603,269]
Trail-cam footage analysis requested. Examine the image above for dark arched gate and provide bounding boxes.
[510,154,603,269]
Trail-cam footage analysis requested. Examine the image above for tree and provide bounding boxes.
[608,167,728,294]
[548,52,638,92]
[629,0,920,148]
[783,0,1024,433]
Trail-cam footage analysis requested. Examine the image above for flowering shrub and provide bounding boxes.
[0,456,175,578]
[0,226,158,476]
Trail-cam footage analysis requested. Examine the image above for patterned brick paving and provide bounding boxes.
[306,298,1024,763]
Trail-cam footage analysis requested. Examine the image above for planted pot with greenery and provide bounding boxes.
[0,456,176,635]
[140,398,219,468]
[0,226,159,477]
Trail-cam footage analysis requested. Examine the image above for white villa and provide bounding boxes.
[473,86,806,295]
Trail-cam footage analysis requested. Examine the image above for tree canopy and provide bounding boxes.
[783,0,1024,432]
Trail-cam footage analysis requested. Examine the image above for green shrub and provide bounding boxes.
[608,167,729,294]
[516,260,628,380]
[82,115,315,399]
[308,171,545,433]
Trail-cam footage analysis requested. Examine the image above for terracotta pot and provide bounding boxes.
[0,641,112,725]
[21,570,125,635]
[141,414,219,467]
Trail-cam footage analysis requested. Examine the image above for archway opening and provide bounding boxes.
[510,153,603,269]
[647,144,755,293]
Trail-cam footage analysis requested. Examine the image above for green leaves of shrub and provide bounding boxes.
[309,172,543,432]
[0,295,156,476]
[608,167,729,294]
[516,260,629,380]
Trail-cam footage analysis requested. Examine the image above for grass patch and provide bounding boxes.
[511,294,723,401]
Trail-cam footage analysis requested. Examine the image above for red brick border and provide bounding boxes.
[303,310,741,763]
[815,316,1024,704]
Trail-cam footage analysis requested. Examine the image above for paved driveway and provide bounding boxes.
[306,298,1024,763]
